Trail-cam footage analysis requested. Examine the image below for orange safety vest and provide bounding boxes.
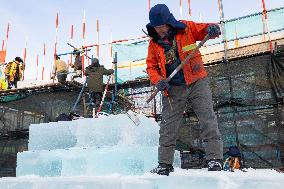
[146,20,211,86]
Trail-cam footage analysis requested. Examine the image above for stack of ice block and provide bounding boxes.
[17,113,161,176]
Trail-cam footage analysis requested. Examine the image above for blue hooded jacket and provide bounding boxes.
[146,4,186,40]
[146,4,187,85]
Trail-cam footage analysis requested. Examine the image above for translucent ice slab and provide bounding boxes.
[28,114,159,151]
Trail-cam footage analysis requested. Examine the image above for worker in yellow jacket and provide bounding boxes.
[5,57,25,89]
[51,55,68,83]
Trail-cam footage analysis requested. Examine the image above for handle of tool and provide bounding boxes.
[146,34,210,104]
[146,89,159,104]
[67,43,92,60]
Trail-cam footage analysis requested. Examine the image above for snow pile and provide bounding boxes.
[1,169,284,189]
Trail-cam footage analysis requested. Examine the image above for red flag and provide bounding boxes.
[1,40,4,51]
[42,43,46,80]
[97,19,100,58]
[56,13,59,32]
[6,23,10,40]
[23,41,27,62]
[22,40,27,80]
[43,43,46,56]
[71,24,74,39]
[188,0,191,16]
[82,23,86,39]
[36,54,39,80]
[261,0,267,19]
[82,11,86,39]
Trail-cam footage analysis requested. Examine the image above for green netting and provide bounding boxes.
[112,40,149,63]
[0,94,26,103]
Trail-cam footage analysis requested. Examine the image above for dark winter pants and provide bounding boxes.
[88,92,102,106]
[56,72,67,83]
[158,77,223,165]
[6,76,18,89]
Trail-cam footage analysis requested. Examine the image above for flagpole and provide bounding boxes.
[70,24,74,69]
[217,0,228,63]
[179,0,183,20]
[22,39,27,80]
[53,12,59,82]
[1,40,4,51]
[96,19,100,59]
[5,23,10,51]
[148,0,151,12]
[42,43,46,80]
[82,10,86,77]
[187,0,191,16]
[261,0,273,52]
[36,54,39,80]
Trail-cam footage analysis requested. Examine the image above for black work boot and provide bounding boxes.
[150,163,174,176]
[207,159,223,171]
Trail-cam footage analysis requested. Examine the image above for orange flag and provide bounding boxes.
[0,51,6,62]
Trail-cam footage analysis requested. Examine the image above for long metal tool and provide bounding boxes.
[72,80,87,112]
[146,34,210,103]
[67,43,92,60]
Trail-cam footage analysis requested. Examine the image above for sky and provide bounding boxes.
[0,0,284,80]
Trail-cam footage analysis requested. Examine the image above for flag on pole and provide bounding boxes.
[71,24,74,40]
[22,40,27,80]
[42,43,46,80]
[96,19,100,58]
[5,23,10,51]
[1,40,4,51]
[82,10,86,77]
[69,24,74,68]
[56,13,59,33]
[217,0,228,63]
[6,23,10,40]
[261,0,267,19]
[179,0,183,19]
[36,54,39,80]
[261,0,273,52]
[187,0,191,16]
[82,11,86,40]
[54,12,59,81]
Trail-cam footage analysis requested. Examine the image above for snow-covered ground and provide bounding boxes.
[1,168,283,189]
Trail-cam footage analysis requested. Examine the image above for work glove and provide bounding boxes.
[207,24,221,38]
[50,74,56,79]
[156,79,170,91]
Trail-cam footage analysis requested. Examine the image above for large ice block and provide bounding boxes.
[28,114,159,151]
[17,146,159,177]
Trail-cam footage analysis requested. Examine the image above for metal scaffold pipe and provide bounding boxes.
[218,0,228,63]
